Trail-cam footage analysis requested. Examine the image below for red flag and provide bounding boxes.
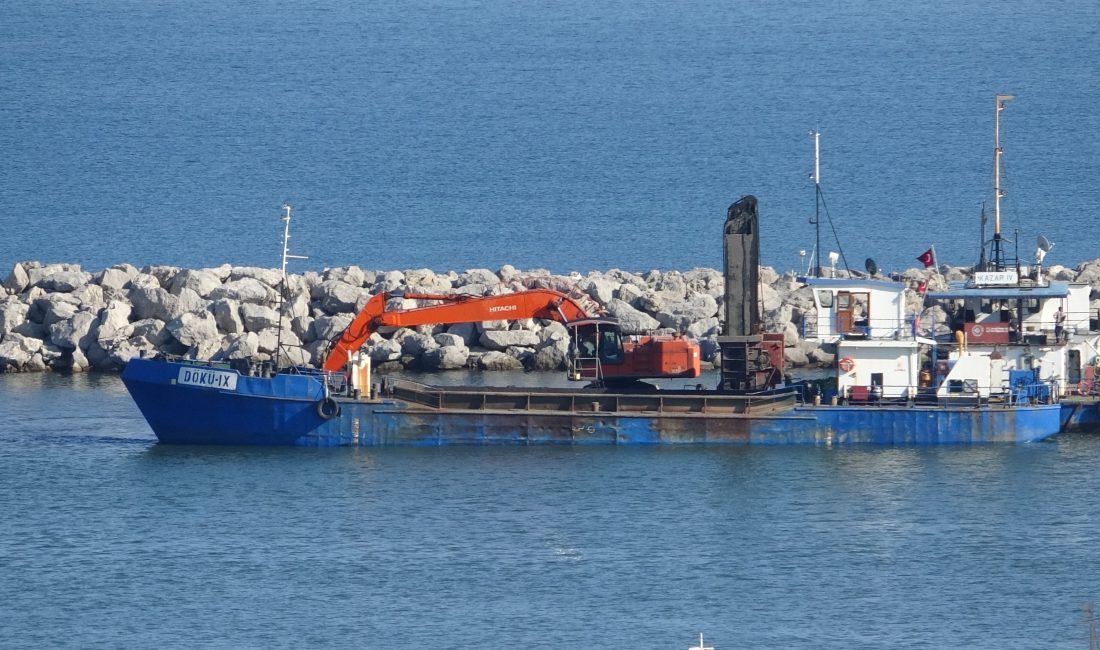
[916,280,927,294]
[917,248,935,268]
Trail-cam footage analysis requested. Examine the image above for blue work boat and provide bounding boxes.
[121,356,1058,446]
[121,194,1062,446]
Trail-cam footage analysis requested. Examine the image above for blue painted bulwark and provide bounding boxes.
[1059,399,1100,432]
[122,358,1061,447]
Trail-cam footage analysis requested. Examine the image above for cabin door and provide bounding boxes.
[1067,349,1082,385]
[837,292,854,333]
[836,291,869,335]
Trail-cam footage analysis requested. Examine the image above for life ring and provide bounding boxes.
[838,357,855,373]
[316,396,341,420]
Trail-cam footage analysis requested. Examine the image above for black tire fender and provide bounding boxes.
[316,396,341,420]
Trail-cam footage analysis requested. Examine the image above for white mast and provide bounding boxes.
[810,129,822,277]
[991,94,1014,269]
[274,204,309,368]
[280,203,309,282]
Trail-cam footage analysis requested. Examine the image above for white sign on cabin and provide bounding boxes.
[974,271,1019,286]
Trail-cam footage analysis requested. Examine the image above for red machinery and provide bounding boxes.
[323,288,701,385]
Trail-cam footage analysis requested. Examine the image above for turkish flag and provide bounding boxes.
[917,248,935,268]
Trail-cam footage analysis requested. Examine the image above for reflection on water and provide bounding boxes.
[1,371,1099,648]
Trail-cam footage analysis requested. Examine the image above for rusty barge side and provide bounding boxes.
[121,358,1061,446]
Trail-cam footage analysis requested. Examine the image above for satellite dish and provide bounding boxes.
[1037,234,1054,252]
[865,257,878,277]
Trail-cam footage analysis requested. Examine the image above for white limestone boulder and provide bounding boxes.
[0,333,43,370]
[372,270,405,294]
[432,333,467,348]
[784,346,810,367]
[456,268,499,289]
[310,313,354,343]
[169,269,223,298]
[166,312,220,349]
[107,341,144,368]
[313,280,364,315]
[0,299,29,336]
[4,263,30,294]
[686,317,720,339]
[656,293,718,331]
[397,331,438,357]
[96,265,138,293]
[33,293,79,325]
[229,266,282,288]
[421,345,470,371]
[218,332,260,360]
[404,268,453,293]
[35,269,89,293]
[445,322,478,347]
[323,265,366,288]
[141,265,181,288]
[96,300,133,342]
[129,286,178,322]
[367,339,402,363]
[211,299,244,335]
[478,350,524,371]
[240,303,281,332]
[585,277,617,305]
[130,318,171,348]
[605,299,661,334]
[479,329,540,351]
[47,310,96,351]
[207,278,275,305]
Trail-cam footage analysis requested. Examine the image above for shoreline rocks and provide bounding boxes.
[4,259,1100,376]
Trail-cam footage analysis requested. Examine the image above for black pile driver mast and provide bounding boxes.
[716,196,785,392]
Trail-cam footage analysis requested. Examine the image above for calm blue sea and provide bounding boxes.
[1,0,1098,276]
[3,2,1100,647]
[2,372,1100,648]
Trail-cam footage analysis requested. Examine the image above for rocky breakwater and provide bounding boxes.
[4,259,1100,376]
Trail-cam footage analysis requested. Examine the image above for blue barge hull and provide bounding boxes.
[1059,398,1100,432]
[121,358,1061,446]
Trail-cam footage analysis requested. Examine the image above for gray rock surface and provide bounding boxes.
[4,256,1096,377]
[479,329,540,351]
[4,263,30,294]
[48,310,97,351]
[421,345,470,370]
[478,350,524,371]
[166,312,219,348]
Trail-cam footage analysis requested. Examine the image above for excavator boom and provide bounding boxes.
[322,287,701,382]
[324,289,591,372]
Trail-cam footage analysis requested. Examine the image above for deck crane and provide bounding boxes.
[322,288,701,386]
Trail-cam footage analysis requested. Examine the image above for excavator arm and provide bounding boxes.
[323,289,592,372]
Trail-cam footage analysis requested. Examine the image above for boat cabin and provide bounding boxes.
[802,277,928,401]
[925,271,1099,398]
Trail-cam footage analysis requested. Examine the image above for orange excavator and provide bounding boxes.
[322,288,701,386]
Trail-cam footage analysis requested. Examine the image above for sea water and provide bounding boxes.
[1,0,1098,275]
[3,1,1100,647]
[2,372,1099,648]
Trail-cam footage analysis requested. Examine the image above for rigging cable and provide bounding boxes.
[816,187,852,276]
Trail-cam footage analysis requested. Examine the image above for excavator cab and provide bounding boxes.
[567,318,625,382]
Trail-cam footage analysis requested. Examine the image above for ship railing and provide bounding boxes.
[791,380,1059,408]
[385,378,799,415]
[800,314,919,342]
[1070,375,1100,397]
